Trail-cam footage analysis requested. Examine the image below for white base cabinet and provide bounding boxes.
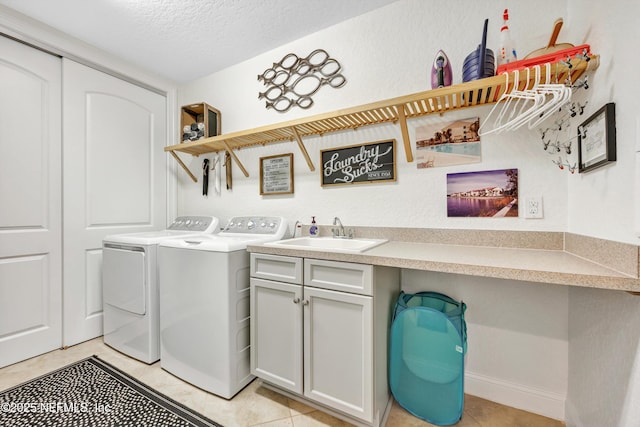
[304,285,373,420]
[251,278,303,393]
[250,253,400,427]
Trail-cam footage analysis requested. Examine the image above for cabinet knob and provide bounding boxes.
[302,299,309,306]
[293,297,300,304]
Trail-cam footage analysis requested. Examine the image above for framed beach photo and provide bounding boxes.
[415,117,481,168]
[578,103,616,173]
[446,169,518,217]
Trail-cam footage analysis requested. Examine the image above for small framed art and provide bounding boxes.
[260,153,294,195]
[578,103,616,173]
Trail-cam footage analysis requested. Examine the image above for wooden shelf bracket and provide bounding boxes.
[222,141,249,177]
[290,126,315,171]
[395,104,414,163]
[169,151,198,183]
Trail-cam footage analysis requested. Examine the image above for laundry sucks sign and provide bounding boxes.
[321,140,396,186]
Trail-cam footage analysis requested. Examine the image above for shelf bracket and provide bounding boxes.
[222,141,249,177]
[290,126,315,172]
[395,104,414,163]
[169,151,198,183]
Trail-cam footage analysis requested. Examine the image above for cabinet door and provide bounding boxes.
[304,287,373,422]
[250,278,303,394]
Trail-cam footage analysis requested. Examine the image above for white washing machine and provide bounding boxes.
[158,216,288,399]
[102,215,219,364]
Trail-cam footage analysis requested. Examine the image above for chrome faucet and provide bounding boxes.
[333,217,344,237]
[332,217,353,239]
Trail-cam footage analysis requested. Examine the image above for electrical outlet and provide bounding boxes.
[525,197,543,219]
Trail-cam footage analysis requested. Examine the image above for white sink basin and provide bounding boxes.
[265,237,388,253]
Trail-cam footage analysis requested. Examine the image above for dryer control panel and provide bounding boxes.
[168,216,218,233]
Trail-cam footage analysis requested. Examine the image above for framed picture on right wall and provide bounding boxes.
[578,102,616,173]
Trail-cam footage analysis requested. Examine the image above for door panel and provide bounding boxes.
[0,67,46,228]
[0,35,62,367]
[0,255,49,336]
[86,93,153,226]
[63,59,166,346]
[304,286,373,422]
[250,278,303,393]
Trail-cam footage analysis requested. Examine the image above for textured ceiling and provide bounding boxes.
[0,0,397,83]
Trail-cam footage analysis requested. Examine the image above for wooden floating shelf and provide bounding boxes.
[166,55,598,182]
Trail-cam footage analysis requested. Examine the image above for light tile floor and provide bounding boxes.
[0,338,564,427]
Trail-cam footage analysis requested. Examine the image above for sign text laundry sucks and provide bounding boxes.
[321,140,396,186]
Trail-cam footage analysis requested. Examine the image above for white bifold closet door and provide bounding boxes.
[62,59,166,347]
[0,36,63,367]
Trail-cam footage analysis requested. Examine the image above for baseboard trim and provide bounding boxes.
[564,400,583,427]
[465,371,565,421]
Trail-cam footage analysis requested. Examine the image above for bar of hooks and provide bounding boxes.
[552,156,578,174]
[538,100,589,173]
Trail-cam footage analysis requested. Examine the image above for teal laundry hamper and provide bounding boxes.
[389,291,467,425]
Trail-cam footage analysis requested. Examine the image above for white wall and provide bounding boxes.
[566,287,640,427]
[177,0,570,233]
[562,3,640,426]
[565,0,640,245]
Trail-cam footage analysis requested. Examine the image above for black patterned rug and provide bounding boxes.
[0,355,222,427]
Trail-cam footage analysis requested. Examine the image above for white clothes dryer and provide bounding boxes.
[158,216,287,398]
[102,216,219,364]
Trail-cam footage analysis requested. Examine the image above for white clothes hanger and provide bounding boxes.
[502,66,547,131]
[484,70,531,134]
[507,64,565,131]
[479,63,575,135]
[477,71,512,136]
[488,68,544,134]
[527,63,572,128]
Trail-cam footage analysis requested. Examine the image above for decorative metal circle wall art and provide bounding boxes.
[258,49,346,113]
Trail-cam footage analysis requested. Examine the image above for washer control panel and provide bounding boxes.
[222,216,286,236]
[168,216,219,233]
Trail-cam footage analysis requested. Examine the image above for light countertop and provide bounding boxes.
[248,228,640,293]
